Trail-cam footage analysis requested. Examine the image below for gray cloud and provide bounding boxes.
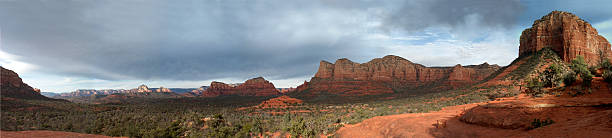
[4,0,605,84]
[1,0,382,81]
[382,0,524,39]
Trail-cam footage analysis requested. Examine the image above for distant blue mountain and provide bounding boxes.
[41,92,60,97]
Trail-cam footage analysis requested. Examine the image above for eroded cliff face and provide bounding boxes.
[300,55,500,96]
[201,77,280,97]
[519,11,611,66]
[1,66,49,100]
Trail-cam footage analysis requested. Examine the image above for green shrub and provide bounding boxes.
[582,73,594,87]
[528,118,554,130]
[603,70,612,83]
[589,66,600,77]
[563,71,577,86]
[570,56,594,87]
[542,64,563,87]
[602,60,612,71]
[526,77,544,96]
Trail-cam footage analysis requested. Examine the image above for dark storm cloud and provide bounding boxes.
[382,0,524,38]
[0,0,526,81]
[0,0,380,81]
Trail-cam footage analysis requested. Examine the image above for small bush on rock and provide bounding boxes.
[542,64,563,87]
[526,77,544,97]
[563,71,577,86]
[570,56,594,87]
[528,118,554,130]
[603,70,612,83]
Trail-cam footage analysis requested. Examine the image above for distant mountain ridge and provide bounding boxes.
[56,85,204,98]
[41,92,60,97]
[55,77,283,102]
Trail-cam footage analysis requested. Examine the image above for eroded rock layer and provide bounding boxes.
[519,11,611,66]
[299,55,500,96]
[201,77,280,97]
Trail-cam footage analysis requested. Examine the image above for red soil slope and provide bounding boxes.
[335,77,612,138]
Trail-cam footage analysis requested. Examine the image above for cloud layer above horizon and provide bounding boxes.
[1,0,611,92]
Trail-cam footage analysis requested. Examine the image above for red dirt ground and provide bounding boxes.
[336,77,612,138]
[0,130,124,138]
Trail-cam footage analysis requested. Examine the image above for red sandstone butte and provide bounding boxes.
[201,77,281,97]
[519,11,611,66]
[298,55,500,96]
[1,66,49,100]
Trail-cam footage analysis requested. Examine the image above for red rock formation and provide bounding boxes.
[156,87,172,93]
[1,66,49,100]
[257,95,303,109]
[278,88,296,93]
[295,81,309,92]
[135,84,152,92]
[519,11,612,66]
[298,55,500,96]
[201,77,281,97]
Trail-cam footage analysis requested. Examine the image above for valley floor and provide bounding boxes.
[0,130,122,138]
[336,77,612,138]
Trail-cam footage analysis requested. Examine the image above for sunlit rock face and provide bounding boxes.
[201,77,280,97]
[156,87,172,93]
[519,11,612,66]
[299,55,500,96]
[135,84,152,92]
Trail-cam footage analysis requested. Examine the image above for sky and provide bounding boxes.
[1,0,611,92]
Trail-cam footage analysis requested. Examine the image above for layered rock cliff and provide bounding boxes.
[298,55,500,96]
[1,66,49,100]
[519,11,611,66]
[201,77,281,97]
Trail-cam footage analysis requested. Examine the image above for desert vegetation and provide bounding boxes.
[1,84,517,137]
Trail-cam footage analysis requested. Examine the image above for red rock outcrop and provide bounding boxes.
[135,84,152,92]
[297,55,500,96]
[201,77,281,97]
[519,11,612,66]
[155,87,172,93]
[278,88,296,94]
[257,95,303,109]
[1,66,49,100]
